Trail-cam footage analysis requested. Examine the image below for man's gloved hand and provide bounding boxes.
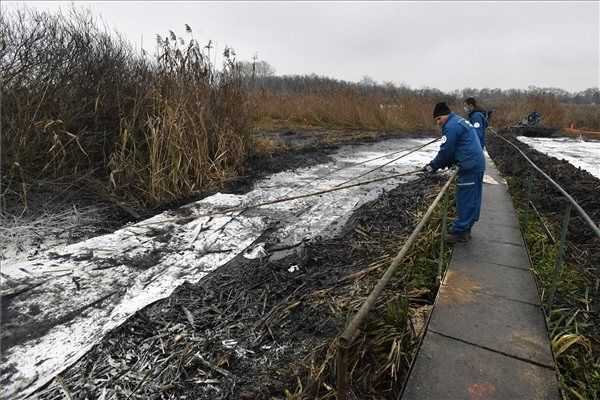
[422,164,434,174]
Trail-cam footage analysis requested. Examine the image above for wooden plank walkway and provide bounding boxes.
[402,155,559,400]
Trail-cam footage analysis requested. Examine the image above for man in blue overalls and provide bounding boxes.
[463,97,488,149]
[423,102,485,243]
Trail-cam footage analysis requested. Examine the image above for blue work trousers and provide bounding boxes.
[452,169,484,234]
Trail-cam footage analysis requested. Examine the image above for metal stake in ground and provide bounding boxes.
[524,169,533,226]
[546,202,572,309]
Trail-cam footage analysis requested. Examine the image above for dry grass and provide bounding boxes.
[253,91,438,132]
[1,7,252,209]
[562,103,600,131]
[253,137,286,155]
[254,89,599,133]
[489,95,567,128]
[109,41,252,206]
[518,209,600,400]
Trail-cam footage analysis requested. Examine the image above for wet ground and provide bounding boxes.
[8,127,597,399]
[33,174,446,400]
[1,129,428,263]
[1,133,441,399]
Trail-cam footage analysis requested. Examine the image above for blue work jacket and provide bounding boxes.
[430,113,485,173]
[468,110,488,148]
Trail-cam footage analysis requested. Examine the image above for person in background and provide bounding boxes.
[463,97,488,149]
[423,102,485,243]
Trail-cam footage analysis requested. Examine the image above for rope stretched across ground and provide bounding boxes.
[129,139,443,230]
[130,168,432,230]
[128,137,442,230]
[335,138,440,187]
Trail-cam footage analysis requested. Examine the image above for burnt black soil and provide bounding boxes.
[505,126,562,138]
[36,174,446,400]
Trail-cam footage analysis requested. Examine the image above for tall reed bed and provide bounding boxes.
[1,7,251,209]
[251,77,598,132]
[110,32,251,205]
[252,90,439,132]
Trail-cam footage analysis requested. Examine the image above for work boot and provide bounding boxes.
[445,232,470,244]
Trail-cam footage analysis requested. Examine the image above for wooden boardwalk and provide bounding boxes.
[402,156,559,400]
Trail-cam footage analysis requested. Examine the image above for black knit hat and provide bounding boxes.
[433,102,451,118]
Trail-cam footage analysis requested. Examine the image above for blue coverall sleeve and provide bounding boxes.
[430,126,457,171]
[471,112,486,148]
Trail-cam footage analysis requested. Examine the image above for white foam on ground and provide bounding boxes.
[483,175,500,185]
[517,136,600,179]
[0,137,440,399]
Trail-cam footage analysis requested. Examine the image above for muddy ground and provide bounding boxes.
[32,171,446,399]
[6,126,599,400]
[1,129,442,399]
[0,132,331,263]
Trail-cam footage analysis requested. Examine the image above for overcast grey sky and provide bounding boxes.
[6,1,600,91]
